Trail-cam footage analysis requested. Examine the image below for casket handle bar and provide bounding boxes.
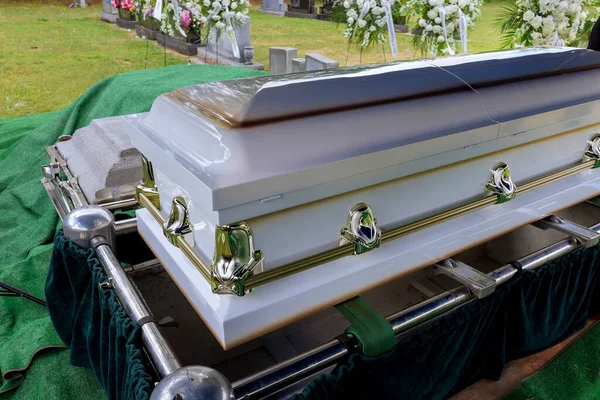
[231,219,600,400]
[340,203,382,255]
[433,258,496,299]
[136,154,160,209]
[163,196,195,248]
[583,133,600,168]
[485,161,516,203]
[138,161,597,296]
[62,206,235,400]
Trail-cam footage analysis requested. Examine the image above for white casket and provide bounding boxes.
[123,47,600,348]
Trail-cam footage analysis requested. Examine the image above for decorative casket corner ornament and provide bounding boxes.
[211,223,264,296]
[163,196,195,248]
[583,133,600,168]
[340,203,382,255]
[485,162,516,204]
[136,154,160,209]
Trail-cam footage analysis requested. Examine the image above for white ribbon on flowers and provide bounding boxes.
[153,0,162,20]
[352,0,372,40]
[458,8,467,53]
[553,31,565,46]
[437,6,455,56]
[357,1,371,22]
[382,0,398,57]
[224,6,241,59]
[171,0,187,36]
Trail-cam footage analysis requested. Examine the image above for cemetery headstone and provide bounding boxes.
[196,17,265,70]
[269,47,298,74]
[285,0,317,19]
[316,0,335,20]
[100,0,118,23]
[292,58,306,72]
[394,15,409,33]
[305,53,339,70]
[260,0,287,16]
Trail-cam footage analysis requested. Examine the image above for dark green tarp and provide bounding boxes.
[0,64,266,399]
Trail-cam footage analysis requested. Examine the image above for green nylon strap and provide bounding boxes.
[335,296,395,357]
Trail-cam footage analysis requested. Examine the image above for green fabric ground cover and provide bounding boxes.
[0,64,266,398]
[503,321,600,400]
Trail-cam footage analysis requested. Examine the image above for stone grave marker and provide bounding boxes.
[285,0,317,19]
[292,58,306,72]
[260,0,287,16]
[197,16,265,70]
[269,47,297,74]
[100,0,118,23]
[305,53,338,70]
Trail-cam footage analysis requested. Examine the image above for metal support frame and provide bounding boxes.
[0,281,47,306]
[231,218,600,399]
[49,156,600,399]
[532,215,600,248]
[433,258,496,299]
[41,145,138,222]
[62,206,235,400]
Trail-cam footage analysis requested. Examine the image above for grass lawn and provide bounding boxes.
[249,1,505,68]
[0,0,506,118]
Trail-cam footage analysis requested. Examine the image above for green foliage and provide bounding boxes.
[493,1,522,48]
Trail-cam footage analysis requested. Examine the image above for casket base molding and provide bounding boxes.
[137,165,600,349]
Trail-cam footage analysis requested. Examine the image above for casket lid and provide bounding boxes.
[124,47,600,224]
[165,47,600,127]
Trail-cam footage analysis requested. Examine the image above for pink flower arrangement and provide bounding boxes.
[121,0,135,11]
[110,0,120,8]
[180,9,192,30]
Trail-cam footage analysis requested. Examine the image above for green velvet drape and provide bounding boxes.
[292,245,600,400]
[45,231,153,400]
[44,232,600,400]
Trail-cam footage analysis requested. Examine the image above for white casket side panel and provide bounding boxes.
[137,164,600,348]
[132,110,600,270]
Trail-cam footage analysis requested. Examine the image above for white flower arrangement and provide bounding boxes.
[497,0,600,48]
[197,0,250,42]
[403,0,483,55]
[335,0,400,53]
[159,0,189,37]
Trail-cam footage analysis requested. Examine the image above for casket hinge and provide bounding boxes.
[583,133,600,168]
[136,154,160,209]
[340,203,382,255]
[485,162,516,204]
[211,223,264,296]
[163,196,195,248]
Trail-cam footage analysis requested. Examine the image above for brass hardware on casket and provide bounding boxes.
[211,223,264,296]
[583,133,600,167]
[139,160,596,294]
[340,203,382,255]
[485,162,516,204]
[163,196,195,248]
[136,154,160,209]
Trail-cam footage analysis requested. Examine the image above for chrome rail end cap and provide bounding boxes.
[63,205,115,249]
[150,366,235,400]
